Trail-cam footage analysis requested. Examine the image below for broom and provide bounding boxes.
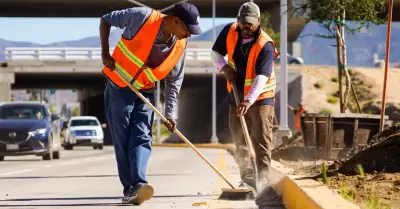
[110,66,254,200]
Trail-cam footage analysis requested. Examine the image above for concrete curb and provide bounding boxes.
[270,161,361,209]
[153,143,360,209]
[152,143,235,151]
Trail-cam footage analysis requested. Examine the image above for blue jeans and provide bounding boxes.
[104,81,155,196]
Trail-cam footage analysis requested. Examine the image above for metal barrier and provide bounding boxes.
[301,113,389,160]
[4,47,212,61]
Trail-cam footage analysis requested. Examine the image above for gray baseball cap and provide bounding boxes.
[238,2,261,25]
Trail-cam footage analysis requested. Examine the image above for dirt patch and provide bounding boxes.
[318,125,400,208]
[274,125,400,208]
[326,173,400,209]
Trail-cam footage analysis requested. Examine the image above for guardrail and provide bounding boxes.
[4,47,213,61]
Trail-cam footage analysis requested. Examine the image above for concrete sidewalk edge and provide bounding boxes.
[270,161,360,209]
[153,143,360,209]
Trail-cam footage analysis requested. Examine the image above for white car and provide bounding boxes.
[63,116,104,150]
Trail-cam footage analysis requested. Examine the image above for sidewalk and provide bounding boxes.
[204,148,287,209]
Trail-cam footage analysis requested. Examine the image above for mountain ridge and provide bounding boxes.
[3,21,400,67]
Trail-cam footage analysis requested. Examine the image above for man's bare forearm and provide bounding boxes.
[99,18,111,55]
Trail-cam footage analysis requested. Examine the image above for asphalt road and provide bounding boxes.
[0,146,286,209]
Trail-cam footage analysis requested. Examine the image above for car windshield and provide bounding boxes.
[0,105,46,120]
[70,119,99,127]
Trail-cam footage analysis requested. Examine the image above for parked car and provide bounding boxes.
[63,116,104,150]
[274,53,304,65]
[0,102,62,161]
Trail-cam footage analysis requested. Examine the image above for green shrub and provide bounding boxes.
[327,96,338,104]
[314,82,323,89]
[319,108,332,114]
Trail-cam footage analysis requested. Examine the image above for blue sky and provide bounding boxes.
[0,17,235,44]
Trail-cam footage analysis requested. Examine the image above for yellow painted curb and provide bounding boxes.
[270,162,360,209]
[152,143,236,151]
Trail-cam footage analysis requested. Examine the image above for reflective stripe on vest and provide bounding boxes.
[295,117,301,129]
[102,10,186,89]
[225,23,279,101]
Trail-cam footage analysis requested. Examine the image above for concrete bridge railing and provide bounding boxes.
[4,47,212,61]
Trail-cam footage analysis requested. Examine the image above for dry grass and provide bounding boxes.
[296,65,400,114]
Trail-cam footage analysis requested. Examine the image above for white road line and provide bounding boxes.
[0,169,36,176]
[0,154,115,176]
[59,161,81,165]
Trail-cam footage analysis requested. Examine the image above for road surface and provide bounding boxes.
[0,146,285,209]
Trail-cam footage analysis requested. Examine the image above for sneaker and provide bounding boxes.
[128,184,154,205]
[121,196,130,204]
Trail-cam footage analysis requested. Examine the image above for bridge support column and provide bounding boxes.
[165,75,231,144]
[0,72,15,102]
[77,88,104,116]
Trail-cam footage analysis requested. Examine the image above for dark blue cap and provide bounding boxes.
[172,3,202,35]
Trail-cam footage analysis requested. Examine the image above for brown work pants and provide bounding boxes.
[229,104,274,184]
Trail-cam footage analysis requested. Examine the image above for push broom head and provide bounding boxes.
[218,187,255,201]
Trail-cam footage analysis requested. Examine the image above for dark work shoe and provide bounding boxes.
[128,184,154,205]
[238,180,257,193]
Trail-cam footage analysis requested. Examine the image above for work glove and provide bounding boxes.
[102,53,115,70]
[163,118,177,132]
[221,64,236,84]
[236,100,252,116]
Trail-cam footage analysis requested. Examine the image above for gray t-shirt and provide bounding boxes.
[102,7,186,119]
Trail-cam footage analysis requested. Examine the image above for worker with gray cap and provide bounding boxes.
[210,2,278,190]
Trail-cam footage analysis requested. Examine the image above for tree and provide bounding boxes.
[294,0,387,113]
[27,89,49,102]
[48,105,57,114]
[261,12,280,49]
[72,107,80,116]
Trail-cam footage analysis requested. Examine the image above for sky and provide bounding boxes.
[0,17,235,44]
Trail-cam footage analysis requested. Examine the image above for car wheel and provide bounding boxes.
[64,143,73,150]
[53,150,61,160]
[42,151,53,160]
[93,145,98,150]
[290,60,301,65]
[98,144,104,150]
[0,156,4,161]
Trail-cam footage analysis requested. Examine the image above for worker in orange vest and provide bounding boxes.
[99,3,202,205]
[290,103,306,131]
[211,2,278,190]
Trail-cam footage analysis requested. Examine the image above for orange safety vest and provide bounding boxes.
[102,10,187,89]
[294,108,305,130]
[225,23,278,101]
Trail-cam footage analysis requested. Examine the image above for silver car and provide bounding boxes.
[274,53,304,65]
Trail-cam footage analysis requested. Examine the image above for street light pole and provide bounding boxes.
[279,0,292,138]
[210,0,218,144]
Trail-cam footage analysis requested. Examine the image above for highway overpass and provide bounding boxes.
[1,0,399,42]
[0,0,279,18]
[1,47,303,144]
[0,0,306,41]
